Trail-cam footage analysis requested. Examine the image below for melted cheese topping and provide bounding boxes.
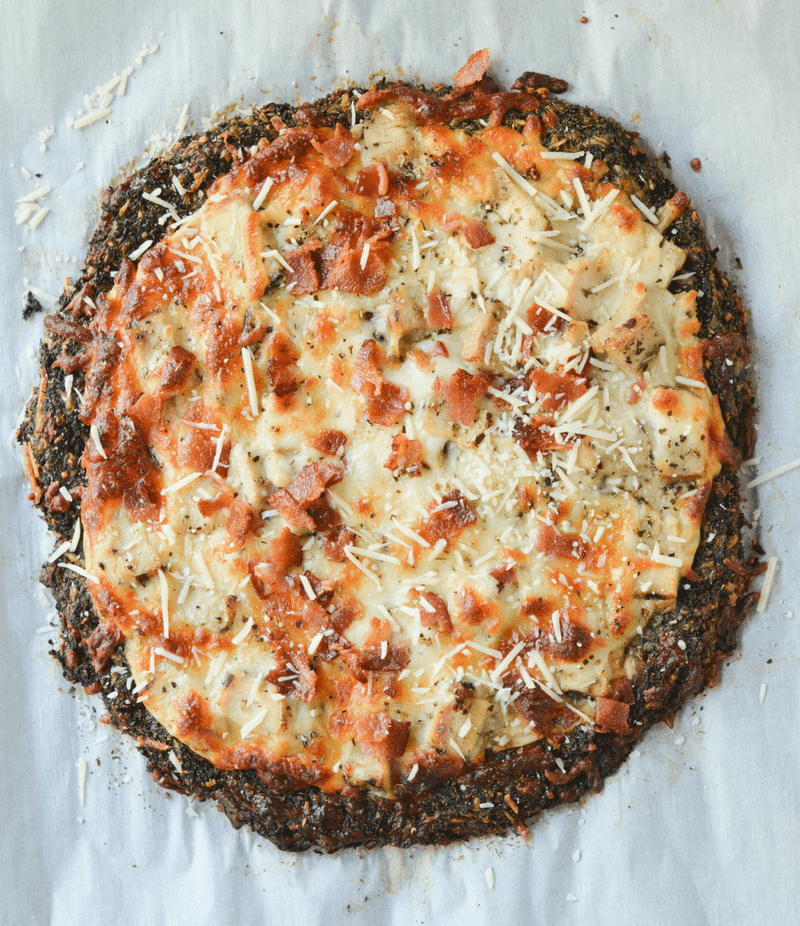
[79,104,726,794]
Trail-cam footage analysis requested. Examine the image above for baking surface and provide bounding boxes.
[2,1,798,924]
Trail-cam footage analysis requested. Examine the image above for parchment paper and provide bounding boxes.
[2,2,798,924]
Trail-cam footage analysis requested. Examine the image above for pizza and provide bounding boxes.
[20,51,757,851]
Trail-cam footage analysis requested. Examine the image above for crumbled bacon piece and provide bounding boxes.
[155,346,196,397]
[358,644,409,672]
[268,527,303,572]
[354,713,410,761]
[419,592,452,634]
[595,697,631,734]
[367,381,408,426]
[226,498,257,548]
[513,415,574,458]
[283,239,321,295]
[425,291,454,329]
[306,429,347,457]
[350,338,383,396]
[322,211,395,294]
[268,461,344,531]
[284,210,395,296]
[433,368,492,425]
[311,123,355,168]
[441,211,495,249]
[266,647,317,702]
[418,490,476,549]
[453,48,490,88]
[384,433,424,477]
[174,689,215,739]
[354,162,390,198]
[514,686,575,740]
[610,677,635,704]
[350,339,409,426]
[529,367,588,412]
[266,331,299,397]
[527,302,562,335]
[324,525,356,562]
[87,622,124,673]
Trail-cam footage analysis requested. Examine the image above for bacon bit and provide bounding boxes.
[453,585,495,626]
[529,367,588,412]
[268,527,304,572]
[514,686,575,740]
[268,461,344,531]
[86,622,124,673]
[284,239,321,295]
[325,211,396,294]
[350,339,383,396]
[527,302,563,336]
[425,291,454,329]
[359,644,409,672]
[490,562,516,591]
[226,498,258,548]
[307,428,347,457]
[305,497,341,533]
[595,697,631,734]
[196,476,234,517]
[419,592,452,634]
[44,482,70,513]
[537,523,588,560]
[287,210,396,297]
[354,162,390,198]
[530,604,596,663]
[354,713,410,761]
[155,346,196,397]
[511,71,570,94]
[441,211,495,249]
[324,525,356,562]
[350,339,409,426]
[82,412,162,528]
[357,82,542,129]
[267,647,317,702]
[174,689,215,739]
[453,48,490,88]
[367,381,409,426]
[610,677,635,704]
[266,330,299,397]
[384,433,424,477]
[419,490,476,549]
[433,368,492,425]
[402,749,464,791]
[331,597,361,635]
[513,415,574,458]
[328,709,354,739]
[628,379,646,405]
[312,123,355,168]
[432,340,449,359]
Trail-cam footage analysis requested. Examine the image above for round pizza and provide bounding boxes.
[20,51,757,851]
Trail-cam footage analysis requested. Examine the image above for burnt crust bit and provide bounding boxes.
[19,70,757,852]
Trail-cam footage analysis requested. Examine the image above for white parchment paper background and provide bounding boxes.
[2,2,798,924]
